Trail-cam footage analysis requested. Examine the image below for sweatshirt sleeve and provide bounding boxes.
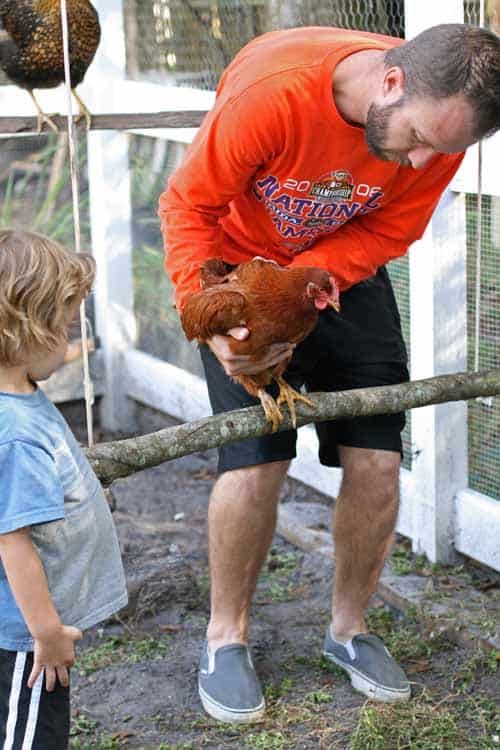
[159,85,287,310]
[288,152,464,289]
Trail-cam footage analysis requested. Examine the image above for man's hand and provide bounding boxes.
[29,624,82,691]
[208,327,295,376]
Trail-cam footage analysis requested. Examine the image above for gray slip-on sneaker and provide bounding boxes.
[198,641,265,723]
[323,626,411,702]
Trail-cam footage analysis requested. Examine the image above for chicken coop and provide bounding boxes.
[0,0,498,571]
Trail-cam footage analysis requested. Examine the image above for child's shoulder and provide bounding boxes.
[0,388,67,452]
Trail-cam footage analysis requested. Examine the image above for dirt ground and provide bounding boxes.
[68,406,499,750]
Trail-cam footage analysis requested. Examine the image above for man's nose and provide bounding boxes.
[408,145,436,169]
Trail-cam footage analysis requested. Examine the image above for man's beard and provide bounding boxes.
[365,99,410,166]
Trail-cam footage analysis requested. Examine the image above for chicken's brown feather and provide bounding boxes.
[181,288,247,342]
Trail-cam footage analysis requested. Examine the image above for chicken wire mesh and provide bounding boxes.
[123,0,404,87]
[463,1,500,501]
[466,195,500,500]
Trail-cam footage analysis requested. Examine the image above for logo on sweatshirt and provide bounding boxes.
[310,170,354,201]
[252,172,384,250]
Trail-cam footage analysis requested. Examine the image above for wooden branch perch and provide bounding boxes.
[86,368,500,485]
[0,111,208,135]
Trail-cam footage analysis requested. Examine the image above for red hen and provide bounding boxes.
[181,257,340,430]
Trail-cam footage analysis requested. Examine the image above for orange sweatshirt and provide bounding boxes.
[159,27,464,310]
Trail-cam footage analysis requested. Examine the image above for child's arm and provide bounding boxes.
[0,528,82,690]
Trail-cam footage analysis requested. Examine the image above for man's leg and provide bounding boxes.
[323,445,410,702]
[199,460,289,723]
[207,460,290,651]
[331,446,399,640]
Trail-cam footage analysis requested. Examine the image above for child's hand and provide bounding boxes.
[29,625,83,691]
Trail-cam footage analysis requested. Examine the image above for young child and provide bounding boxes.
[0,230,128,749]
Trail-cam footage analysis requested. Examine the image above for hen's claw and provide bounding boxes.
[28,90,59,133]
[275,375,316,428]
[72,89,93,130]
[258,389,283,432]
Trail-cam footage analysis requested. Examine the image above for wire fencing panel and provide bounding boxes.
[466,194,500,501]
[463,0,499,501]
[123,0,404,87]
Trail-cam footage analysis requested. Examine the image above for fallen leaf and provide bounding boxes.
[159,624,183,633]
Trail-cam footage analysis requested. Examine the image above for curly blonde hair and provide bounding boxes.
[0,230,96,367]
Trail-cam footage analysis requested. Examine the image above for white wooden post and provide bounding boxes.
[83,0,137,432]
[405,0,467,563]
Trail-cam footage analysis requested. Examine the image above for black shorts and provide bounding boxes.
[200,266,409,474]
[0,649,70,750]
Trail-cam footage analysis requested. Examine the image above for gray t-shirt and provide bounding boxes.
[0,388,128,651]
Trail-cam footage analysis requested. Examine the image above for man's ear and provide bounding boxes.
[382,66,405,104]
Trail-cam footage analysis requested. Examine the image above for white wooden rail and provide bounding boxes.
[0,0,498,570]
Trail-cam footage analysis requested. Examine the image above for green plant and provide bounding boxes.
[70,712,98,736]
[244,730,291,749]
[76,633,169,675]
[0,134,91,249]
[304,689,331,705]
[264,677,293,701]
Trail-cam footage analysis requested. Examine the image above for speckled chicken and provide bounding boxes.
[0,0,101,132]
[181,257,341,431]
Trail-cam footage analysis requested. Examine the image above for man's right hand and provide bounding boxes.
[29,624,82,691]
[208,327,295,377]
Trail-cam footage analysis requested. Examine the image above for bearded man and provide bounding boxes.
[160,23,500,723]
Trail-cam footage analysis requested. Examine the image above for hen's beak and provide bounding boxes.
[328,299,340,312]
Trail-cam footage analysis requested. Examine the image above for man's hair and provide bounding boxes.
[0,230,96,367]
[384,24,500,140]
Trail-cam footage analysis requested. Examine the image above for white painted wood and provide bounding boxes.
[491,196,500,248]
[455,489,500,572]
[86,0,137,432]
[409,190,468,563]
[40,351,105,403]
[451,135,500,197]
[404,0,469,564]
[404,0,463,37]
[124,349,211,423]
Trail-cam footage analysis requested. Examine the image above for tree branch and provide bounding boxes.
[86,368,500,485]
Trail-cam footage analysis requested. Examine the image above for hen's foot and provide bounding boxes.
[28,90,59,133]
[275,375,316,428]
[72,89,93,130]
[257,389,283,432]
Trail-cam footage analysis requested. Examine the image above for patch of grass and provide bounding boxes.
[244,730,292,749]
[197,572,210,598]
[344,688,499,750]
[70,734,127,750]
[451,646,498,692]
[76,633,170,675]
[256,548,302,603]
[265,677,293,701]
[266,548,300,574]
[347,701,464,750]
[263,581,297,602]
[70,712,98,737]
[391,546,428,576]
[304,689,332,705]
[365,606,449,664]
